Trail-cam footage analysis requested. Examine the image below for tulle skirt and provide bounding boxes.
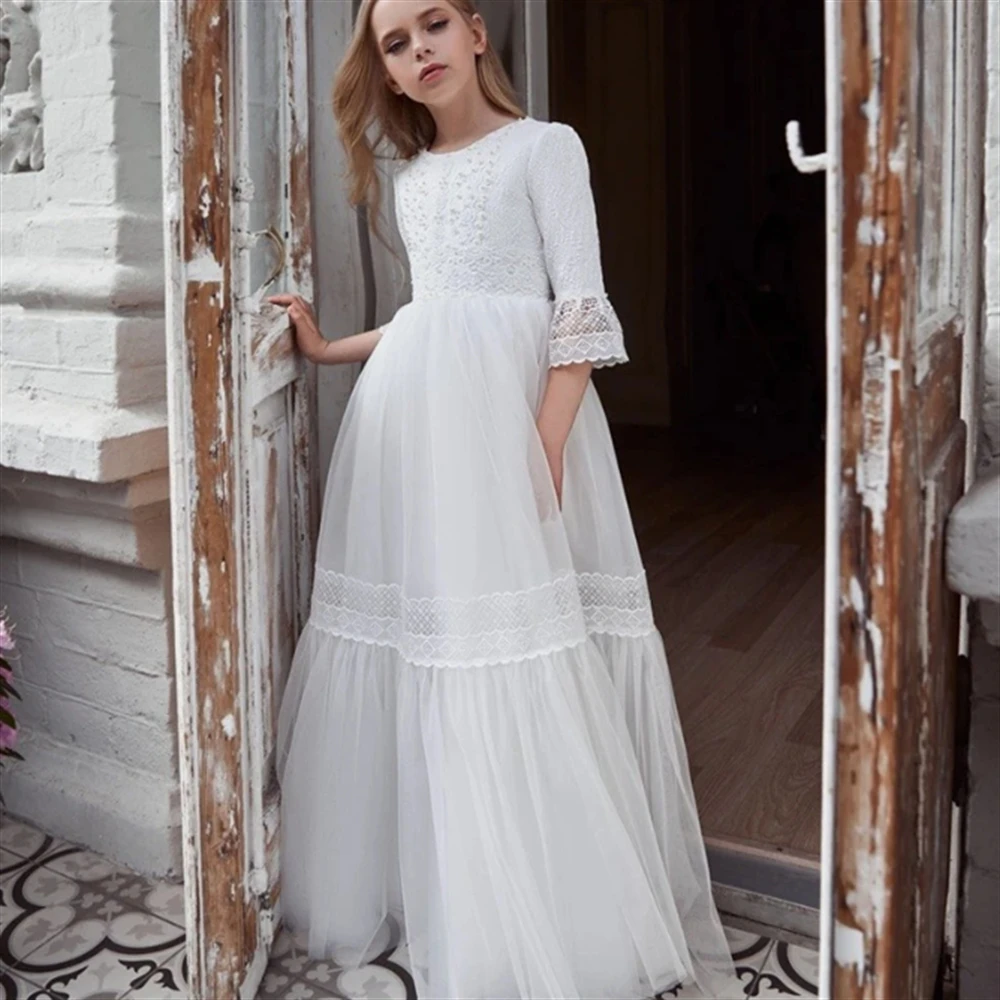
[276,294,739,999]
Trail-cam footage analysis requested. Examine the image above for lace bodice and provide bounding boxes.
[392,117,629,369]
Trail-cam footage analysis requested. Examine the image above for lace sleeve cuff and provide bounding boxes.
[548,294,629,369]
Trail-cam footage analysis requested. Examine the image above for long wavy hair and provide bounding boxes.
[332,0,525,250]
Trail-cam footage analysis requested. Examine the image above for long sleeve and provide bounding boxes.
[526,122,629,369]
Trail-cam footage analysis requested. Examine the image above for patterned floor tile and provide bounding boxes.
[1,863,86,971]
[2,817,810,1000]
[749,941,818,997]
[724,924,774,971]
[117,944,189,999]
[9,940,186,1000]
[0,820,57,865]
[0,969,43,1000]
[260,918,416,1000]
[1,849,34,886]
[1,839,186,1000]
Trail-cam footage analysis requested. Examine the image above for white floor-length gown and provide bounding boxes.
[276,115,738,1000]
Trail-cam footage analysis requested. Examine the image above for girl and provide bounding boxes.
[269,2,738,997]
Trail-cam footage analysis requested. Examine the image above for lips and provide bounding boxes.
[420,63,445,82]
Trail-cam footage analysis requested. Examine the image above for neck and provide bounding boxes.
[427,91,513,149]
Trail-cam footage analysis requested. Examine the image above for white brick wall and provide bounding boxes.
[1,0,167,479]
[0,0,178,875]
[0,531,182,875]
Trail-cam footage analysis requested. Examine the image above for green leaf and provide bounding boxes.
[0,708,16,729]
[0,748,24,761]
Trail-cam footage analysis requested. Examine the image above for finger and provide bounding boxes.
[267,294,294,305]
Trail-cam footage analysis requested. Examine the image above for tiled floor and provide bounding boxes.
[2,817,818,998]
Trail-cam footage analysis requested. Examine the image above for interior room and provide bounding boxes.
[547,0,827,910]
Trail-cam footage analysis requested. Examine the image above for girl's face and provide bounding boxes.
[371,1,487,106]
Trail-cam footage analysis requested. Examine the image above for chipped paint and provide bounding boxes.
[857,217,886,246]
[831,0,975,995]
[835,920,868,978]
[858,343,902,537]
[164,0,321,997]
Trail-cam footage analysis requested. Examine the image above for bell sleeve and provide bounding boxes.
[526,122,629,369]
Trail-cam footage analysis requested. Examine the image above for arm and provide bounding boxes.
[312,327,383,365]
[526,123,628,502]
[266,292,383,365]
[535,362,592,503]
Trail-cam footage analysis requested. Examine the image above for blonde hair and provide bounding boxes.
[332,0,525,250]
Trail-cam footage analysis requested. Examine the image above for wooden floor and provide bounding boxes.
[613,424,824,861]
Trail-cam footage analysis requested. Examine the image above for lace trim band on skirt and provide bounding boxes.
[309,568,655,668]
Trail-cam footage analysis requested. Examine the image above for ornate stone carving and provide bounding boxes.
[0,0,43,173]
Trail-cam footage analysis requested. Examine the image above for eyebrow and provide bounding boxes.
[377,5,449,47]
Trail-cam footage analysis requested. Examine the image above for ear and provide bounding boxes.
[469,13,488,56]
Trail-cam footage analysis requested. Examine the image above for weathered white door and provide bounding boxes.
[160,1,317,997]
[820,0,985,995]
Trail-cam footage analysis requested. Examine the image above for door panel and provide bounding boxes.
[161,1,316,997]
[830,1,980,995]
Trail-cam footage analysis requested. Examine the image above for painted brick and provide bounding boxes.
[25,646,175,729]
[45,149,119,206]
[108,0,160,51]
[8,313,116,371]
[114,318,167,368]
[3,361,165,407]
[15,541,167,619]
[45,97,161,158]
[23,681,175,777]
[54,316,165,371]
[0,310,62,367]
[16,208,162,264]
[44,43,161,105]
[40,2,115,61]
[0,172,45,213]
[0,0,174,876]
[43,95,120,153]
[0,579,40,645]
[35,589,170,678]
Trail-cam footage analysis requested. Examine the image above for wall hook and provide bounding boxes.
[785,120,828,174]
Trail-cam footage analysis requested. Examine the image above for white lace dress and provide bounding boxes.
[276,116,737,1000]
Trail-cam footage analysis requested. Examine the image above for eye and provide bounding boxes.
[428,18,448,31]
[386,38,405,55]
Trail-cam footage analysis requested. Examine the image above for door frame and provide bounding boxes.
[817,0,843,991]
[161,1,317,997]
[160,1,986,996]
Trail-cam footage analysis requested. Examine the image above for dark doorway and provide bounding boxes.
[549,0,827,923]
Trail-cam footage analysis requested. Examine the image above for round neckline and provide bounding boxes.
[422,116,528,158]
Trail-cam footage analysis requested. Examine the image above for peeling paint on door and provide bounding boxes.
[831,0,981,996]
[162,1,317,997]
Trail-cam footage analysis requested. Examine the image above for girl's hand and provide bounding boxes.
[266,293,326,362]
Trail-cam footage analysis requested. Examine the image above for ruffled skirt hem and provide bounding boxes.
[276,622,738,1000]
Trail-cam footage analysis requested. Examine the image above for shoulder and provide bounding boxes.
[391,155,416,183]
[522,119,589,177]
